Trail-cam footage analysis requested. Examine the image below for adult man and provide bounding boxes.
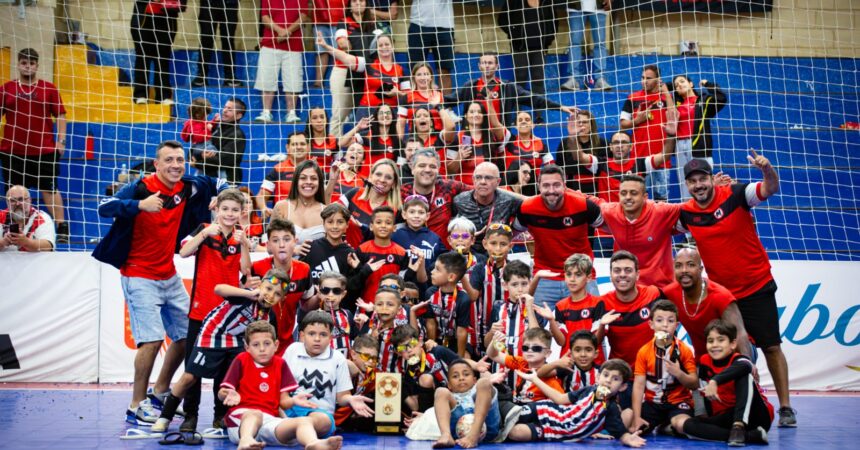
[407,0,455,95]
[400,148,469,245]
[678,155,796,426]
[444,52,575,126]
[452,162,522,255]
[0,185,55,252]
[619,64,675,201]
[0,48,68,243]
[193,97,247,183]
[561,0,612,91]
[255,131,310,215]
[93,140,225,424]
[191,0,242,87]
[515,164,602,309]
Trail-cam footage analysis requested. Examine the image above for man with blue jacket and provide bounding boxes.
[93,140,225,425]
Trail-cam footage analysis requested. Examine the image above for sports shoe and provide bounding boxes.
[728,424,746,446]
[593,78,613,91]
[147,388,185,417]
[191,77,206,87]
[747,426,768,444]
[151,417,171,433]
[56,222,70,244]
[285,110,301,123]
[778,407,797,427]
[224,79,244,88]
[560,78,584,91]
[160,99,175,106]
[212,417,225,430]
[134,97,147,105]
[180,415,198,432]
[493,404,523,443]
[254,111,274,123]
[125,398,159,425]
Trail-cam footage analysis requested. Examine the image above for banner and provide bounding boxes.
[615,0,774,13]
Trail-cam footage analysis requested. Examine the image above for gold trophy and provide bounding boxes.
[374,372,402,433]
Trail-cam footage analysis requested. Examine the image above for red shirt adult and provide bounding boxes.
[400,178,470,246]
[221,352,298,427]
[250,258,315,353]
[504,135,554,180]
[312,0,346,24]
[678,183,773,299]
[598,200,681,288]
[347,57,406,108]
[182,224,244,321]
[260,159,297,204]
[620,89,668,160]
[515,190,602,280]
[662,279,736,361]
[473,77,503,124]
[0,79,66,156]
[260,0,307,52]
[122,175,187,280]
[593,285,663,369]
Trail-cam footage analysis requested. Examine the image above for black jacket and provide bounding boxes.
[498,0,560,51]
[444,77,562,126]
[200,121,246,183]
[685,81,728,158]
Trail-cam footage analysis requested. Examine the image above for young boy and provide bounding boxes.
[392,324,460,414]
[302,203,357,288]
[334,335,379,431]
[249,218,319,353]
[549,253,603,361]
[366,286,406,372]
[509,359,646,447]
[682,320,773,446]
[393,194,445,274]
[419,251,473,357]
[630,300,698,435]
[433,360,502,448]
[283,311,375,447]
[447,217,484,303]
[219,321,320,449]
[484,260,544,360]
[152,269,291,433]
[318,271,355,356]
[538,330,601,392]
[487,328,563,404]
[475,223,515,346]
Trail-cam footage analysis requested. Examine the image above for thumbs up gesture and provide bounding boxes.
[139,191,164,212]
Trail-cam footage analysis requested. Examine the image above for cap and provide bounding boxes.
[683,159,713,179]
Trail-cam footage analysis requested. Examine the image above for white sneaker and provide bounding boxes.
[593,78,613,91]
[285,110,300,123]
[561,78,584,91]
[134,97,147,105]
[151,417,170,433]
[254,111,274,123]
[160,99,174,106]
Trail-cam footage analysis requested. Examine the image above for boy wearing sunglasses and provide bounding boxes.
[335,334,380,431]
[487,328,563,404]
[392,325,460,415]
[318,272,356,356]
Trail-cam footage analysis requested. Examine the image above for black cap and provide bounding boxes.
[17,48,39,62]
[683,159,712,179]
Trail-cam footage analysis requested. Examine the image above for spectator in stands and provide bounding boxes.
[407,0,455,95]
[182,97,217,166]
[0,48,69,243]
[400,148,469,245]
[327,141,367,203]
[256,131,311,217]
[397,63,447,139]
[497,0,559,124]
[447,101,508,184]
[452,163,522,255]
[192,0,242,87]
[340,105,401,169]
[672,76,727,200]
[312,0,347,88]
[445,52,575,127]
[92,140,225,426]
[339,158,402,247]
[305,107,338,173]
[254,0,308,123]
[561,0,612,91]
[273,160,327,253]
[410,106,457,177]
[504,111,555,179]
[620,64,675,201]
[237,186,265,250]
[195,97,247,183]
[130,1,184,105]
[554,110,605,196]
[369,0,399,34]
[0,185,55,252]
[329,0,377,137]
[502,159,536,197]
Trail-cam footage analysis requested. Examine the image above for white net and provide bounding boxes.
[0,0,856,259]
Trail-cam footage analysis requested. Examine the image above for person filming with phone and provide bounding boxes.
[0,184,56,252]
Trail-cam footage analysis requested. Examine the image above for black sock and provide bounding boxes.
[160,393,182,421]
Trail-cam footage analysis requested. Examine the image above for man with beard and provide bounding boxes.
[0,185,55,252]
[400,148,469,245]
[193,97,247,183]
[452,162,522,255]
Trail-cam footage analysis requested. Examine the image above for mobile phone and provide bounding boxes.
[9,223,20,234]
[461,135,472,147]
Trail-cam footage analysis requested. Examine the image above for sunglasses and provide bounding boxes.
[450,232,472,240]
[266,276,289,292]
[395,338,419,353]
[521,345,546,353]
[404,194,429,206]
[355,351,378,363]
[404,296,420,304]
[488,223,512,233]
[320,286,345,295]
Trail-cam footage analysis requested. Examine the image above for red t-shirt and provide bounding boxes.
[698,353,774,420]
[222,352,298,426]
[260,159,297,204]
[594,285,662,369]
[678,183,773,299]
[350,58,405,108]
[676,95,697,140]
[473,77,503,123]
[0,79,66,156]
[553,294,605,364]
[398,90,445,132]
[312,0,346,24]
[250,258,315,353]
[180,119,212,145]
[310,135,337,173]
[338,187,391,248]
[504,135,554,180]
[621,89,669,160]
[663,279,736,360]
[400,179,470,246]
[121,175,187,280]
[260,0,307,52]
[356,240,410,302]
[183,224,244,321]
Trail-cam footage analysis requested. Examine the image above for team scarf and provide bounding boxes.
[326,308,352,355]
[568,365,600,392]
[430,289,459,344]
[377,327,398,372]
[480,260,507,340]
[500,299,528,357]
[355,366,376,396]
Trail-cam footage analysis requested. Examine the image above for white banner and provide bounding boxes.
[1,253,858,390]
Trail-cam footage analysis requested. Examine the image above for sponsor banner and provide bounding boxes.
[615,0,773,13]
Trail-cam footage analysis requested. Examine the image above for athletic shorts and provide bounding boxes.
[185,347,242,379]
[255,47,303,93]
[736,280,782,348]
[0,151,60,191]
[284,405,336,438]
[640,401,693,433]
[407,23,455,71]
[226,409,285,445]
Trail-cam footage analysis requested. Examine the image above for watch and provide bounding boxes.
[58,139,66,145]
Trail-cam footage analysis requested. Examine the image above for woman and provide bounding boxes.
[397,63,446,138]
[410,105,456,176]
[305,107,338,172]
[503,111,554,179]
[238,186,265,251]
[447,101,508,184]
[338,158,401,247]
[327,141,368,204]
[272,159,327,252]
[554,110,605,196]
[339,104,402,169]
[319,32,407,122]
[503,159,536,197]
[673,75,727,199]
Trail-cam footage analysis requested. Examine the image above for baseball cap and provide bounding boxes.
[683,159,713,180]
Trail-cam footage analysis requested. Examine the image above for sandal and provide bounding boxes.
[158,431,185,445]
[120,428,164,440]
[183,431,205,446]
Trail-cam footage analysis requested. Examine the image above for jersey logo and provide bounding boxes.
[678,402,691,410]
[174,194,182,205]
[563,217,573,226]
[640,308,650,319]
[434,197,445,207]
[714,208,724,219]
[298,369,337,399]
[227,245,237,254]
[259,382,270,392]
[288,282,297,292]
[580,309,591,319]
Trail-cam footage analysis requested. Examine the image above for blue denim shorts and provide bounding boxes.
[450,389,501,442]
[121,274,189,346]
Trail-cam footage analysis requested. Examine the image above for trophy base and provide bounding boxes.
[374,423,402,434]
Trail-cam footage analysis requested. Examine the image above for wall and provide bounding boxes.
[61,0,858,57]
[1,1,57,82]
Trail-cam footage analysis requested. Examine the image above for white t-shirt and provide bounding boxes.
[284,342,353,413]
[1,208,55,252]
[570,0,604,12]
[410,0,454,30]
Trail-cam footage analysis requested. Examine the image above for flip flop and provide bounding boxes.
[158,431,185,445]
[201,427,228,439]
[120,428,164,440]
[183,431,204,446]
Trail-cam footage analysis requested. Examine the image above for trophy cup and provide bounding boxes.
[374,372,402,433]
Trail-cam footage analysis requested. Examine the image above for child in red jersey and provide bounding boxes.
[219,320,320,449]
[488,328,563,404]
[174,189,252,431]
[630,300,697,435]
[151,269,291,433]
[335,335,379,430]
[683,320,773,446]
[545,253,603,359]
[181,97,217,164]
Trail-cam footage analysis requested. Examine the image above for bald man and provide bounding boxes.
[453,162,522,255]
[0,185,55,252]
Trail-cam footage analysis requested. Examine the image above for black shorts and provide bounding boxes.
[0,151,60,191]
[640,401,693,432]
[407,23,455,71]
[736,280,782,349]
[185,347,242,380]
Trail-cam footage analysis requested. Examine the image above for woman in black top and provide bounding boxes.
[554,110,605,196]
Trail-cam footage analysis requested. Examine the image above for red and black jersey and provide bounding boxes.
[400,345,459,388]
[399,90,445,131]
[504,135,554,179]
[324,308,354,356]
[698,352,774,420]
[400,179,470,246]
[351,58,405,108]
[250,258,316,353]
[221,352,297,427]
[197,295,272,349]
[554,294,605,364]
[621,89,669,160]
[184,223,244,321]
[678,183,773,299]
[663,279,735,361]
[260,159,297,204]
[339,187,389,248]
[450,130,506,185]
[593,285,663,369]
[309,135,337,173]
[515,190,602,278]
[362,132,400,168]
[356,240,410,302]
[329,171,365,205]
[472,77,504,124]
